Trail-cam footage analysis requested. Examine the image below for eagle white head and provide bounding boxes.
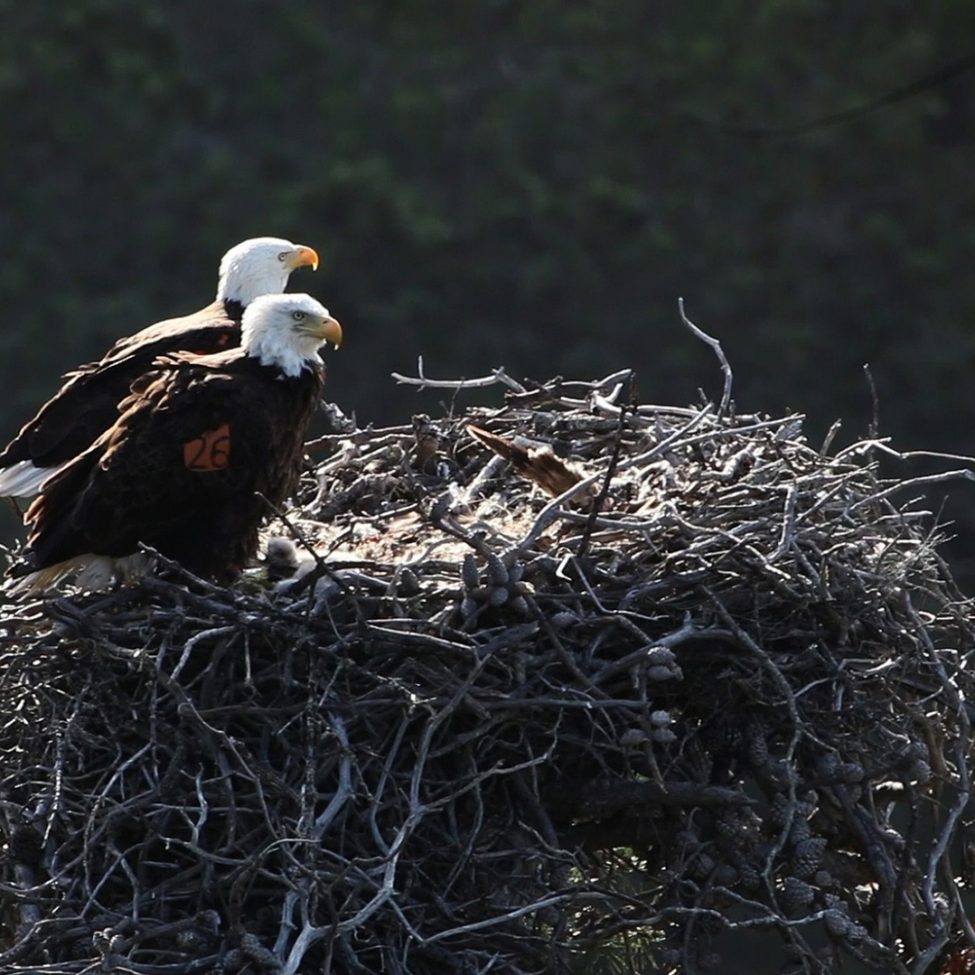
[241,293,343,377]
[216,237,320,307]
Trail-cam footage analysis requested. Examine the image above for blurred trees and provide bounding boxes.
[1,1,974,565]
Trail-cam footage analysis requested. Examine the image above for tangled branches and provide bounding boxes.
[1,369,975,974]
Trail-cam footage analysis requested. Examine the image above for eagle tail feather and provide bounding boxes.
[6,555,118,594]
[0,460,63,500]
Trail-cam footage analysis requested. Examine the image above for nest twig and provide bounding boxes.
[1,367,975,975]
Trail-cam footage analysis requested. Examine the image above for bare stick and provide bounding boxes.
[391,355,527,394]
[863,363,881,439]
[678,297,733,416]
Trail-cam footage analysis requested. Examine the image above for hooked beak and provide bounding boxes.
[308,315,342,349]
[286,244,320,271]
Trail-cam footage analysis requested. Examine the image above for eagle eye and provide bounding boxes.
[292,310,306,321]
[277,251,288,262]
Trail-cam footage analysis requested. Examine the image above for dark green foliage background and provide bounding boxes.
[1,1,974,571]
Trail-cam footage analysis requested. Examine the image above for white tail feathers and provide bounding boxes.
[5,552,153,594]
[0,460,64,499]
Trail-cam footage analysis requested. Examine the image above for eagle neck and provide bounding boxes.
[244,338,321,379]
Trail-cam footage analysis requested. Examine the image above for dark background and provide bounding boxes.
[2,2,975,578]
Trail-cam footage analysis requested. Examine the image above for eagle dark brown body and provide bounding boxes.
[13,349,324,585]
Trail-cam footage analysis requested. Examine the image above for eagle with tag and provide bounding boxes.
[8,293,342,591]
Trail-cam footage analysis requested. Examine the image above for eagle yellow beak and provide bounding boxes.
[286,245,320,271]
[310,315,342,349]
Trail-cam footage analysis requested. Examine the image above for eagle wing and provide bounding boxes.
[95,301,239,366]
[0,301,238,476]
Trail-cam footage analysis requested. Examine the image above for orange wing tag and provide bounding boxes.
[183,423,231,472]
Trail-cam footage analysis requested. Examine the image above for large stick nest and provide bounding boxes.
[2,367,975,975]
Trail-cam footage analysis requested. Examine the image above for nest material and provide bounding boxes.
[1,370,975,975]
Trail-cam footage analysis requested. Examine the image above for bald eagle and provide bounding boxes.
[8,293,342,592]
[0,237,319,499]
